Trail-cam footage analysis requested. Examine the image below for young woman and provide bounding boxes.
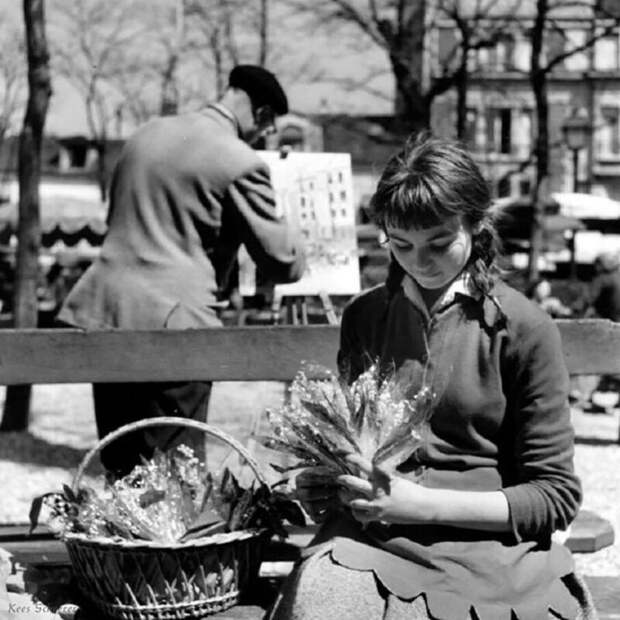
[269,136,596,620]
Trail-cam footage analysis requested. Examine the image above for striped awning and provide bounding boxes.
[0,196,107,248]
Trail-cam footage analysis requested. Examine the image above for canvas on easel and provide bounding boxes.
[238,151,361,304]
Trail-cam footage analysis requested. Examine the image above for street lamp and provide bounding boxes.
[561,108,591,193]
[561,108,591,278]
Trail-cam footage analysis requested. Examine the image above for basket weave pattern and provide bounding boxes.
[65,417,271,619]
[65,531,266,619]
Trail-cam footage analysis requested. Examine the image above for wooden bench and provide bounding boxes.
[1,319,619,618]
[0,319,617,383]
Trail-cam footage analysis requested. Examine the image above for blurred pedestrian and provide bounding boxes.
[58,65,305,476]
[526,278,572,318]
[587,251,620,402]
[588,251,620,322]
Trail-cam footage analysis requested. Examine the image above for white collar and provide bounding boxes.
[401,270,480,320]
[204,103,241,136]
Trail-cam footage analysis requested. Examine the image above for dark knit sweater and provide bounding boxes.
[337,279,582,543]
[321,278,584,617]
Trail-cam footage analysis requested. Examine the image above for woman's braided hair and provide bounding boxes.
[369,133,501,297]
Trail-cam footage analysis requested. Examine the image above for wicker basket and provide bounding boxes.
[64,416,270,620]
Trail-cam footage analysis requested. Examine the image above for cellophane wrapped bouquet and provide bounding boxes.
[30,445,304,543]
[259,363,434,476]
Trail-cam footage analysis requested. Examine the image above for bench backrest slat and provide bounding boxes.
[0,320,617,385]
[0,325,340,384]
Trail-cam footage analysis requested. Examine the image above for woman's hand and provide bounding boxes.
[338,454,512,532]
[337,454,435,525]
[295,466,341,523]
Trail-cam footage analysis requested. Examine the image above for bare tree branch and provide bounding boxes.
[543,18,620,73]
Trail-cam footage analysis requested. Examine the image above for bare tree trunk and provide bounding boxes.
[1,0,52,432]
[222,0,239,66]
[96,140,108,202]
[258,0,268,67]
[527,0,547,282]
[455,58,468,140]
[160,54,179,116]
[212,31,226,97]
[160,0,184,116]
[387,1,430,135]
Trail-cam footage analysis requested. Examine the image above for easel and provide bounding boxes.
[228,291,339,327]
[270,290,339,327]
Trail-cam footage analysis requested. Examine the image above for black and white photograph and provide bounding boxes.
[1,1,620,618]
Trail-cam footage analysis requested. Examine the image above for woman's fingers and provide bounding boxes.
[337,475,373,498]
[349,498,381,523]
[343,455,391,493]
[344,454,373,475]
[337,487,366,505]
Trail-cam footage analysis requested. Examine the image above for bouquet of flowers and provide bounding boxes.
[29,445,305,543]
[259,363,434,476]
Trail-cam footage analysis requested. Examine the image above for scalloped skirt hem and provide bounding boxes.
[266,541,598,620]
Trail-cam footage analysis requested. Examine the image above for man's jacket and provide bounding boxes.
[59,106,305,329]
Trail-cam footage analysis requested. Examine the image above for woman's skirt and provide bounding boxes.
[267,541,598,620]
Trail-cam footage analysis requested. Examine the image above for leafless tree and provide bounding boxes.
[259,0,269,66]
[527,0,620,279]
[285,0,525,137]
[112,0,273,125]
[289,0,431,134]
[1,0,52,432]
[107,0,200,127]
[48,0,141,201]
[435,0,525,139]
[0,19,27,145]
[184,0,272,97]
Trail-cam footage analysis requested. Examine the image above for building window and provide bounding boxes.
[547,30,565,68]
[495,35,515,71]
[486,108,512,154]
[515,109,533,157]
[479,35,515,71]
[564,29,588,71]
[594,33,619,71]
[513,38,531,71]
[497,176,511,197]
[476,47,489,71]
[519,177,531,196]
[600,106,620,156]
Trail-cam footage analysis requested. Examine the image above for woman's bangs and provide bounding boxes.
[382,178,455,230]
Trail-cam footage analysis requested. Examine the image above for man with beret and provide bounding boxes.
[58,65,306,476]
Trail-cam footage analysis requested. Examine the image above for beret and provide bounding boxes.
[229,65,288,115]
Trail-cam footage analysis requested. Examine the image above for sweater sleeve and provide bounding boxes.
[501,320,582,542]
[226,166,305,284]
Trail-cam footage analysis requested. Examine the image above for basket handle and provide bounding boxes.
[72,416,268,493]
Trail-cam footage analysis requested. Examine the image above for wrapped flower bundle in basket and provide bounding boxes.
[259,363,434,481]
[30,417,305,620]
